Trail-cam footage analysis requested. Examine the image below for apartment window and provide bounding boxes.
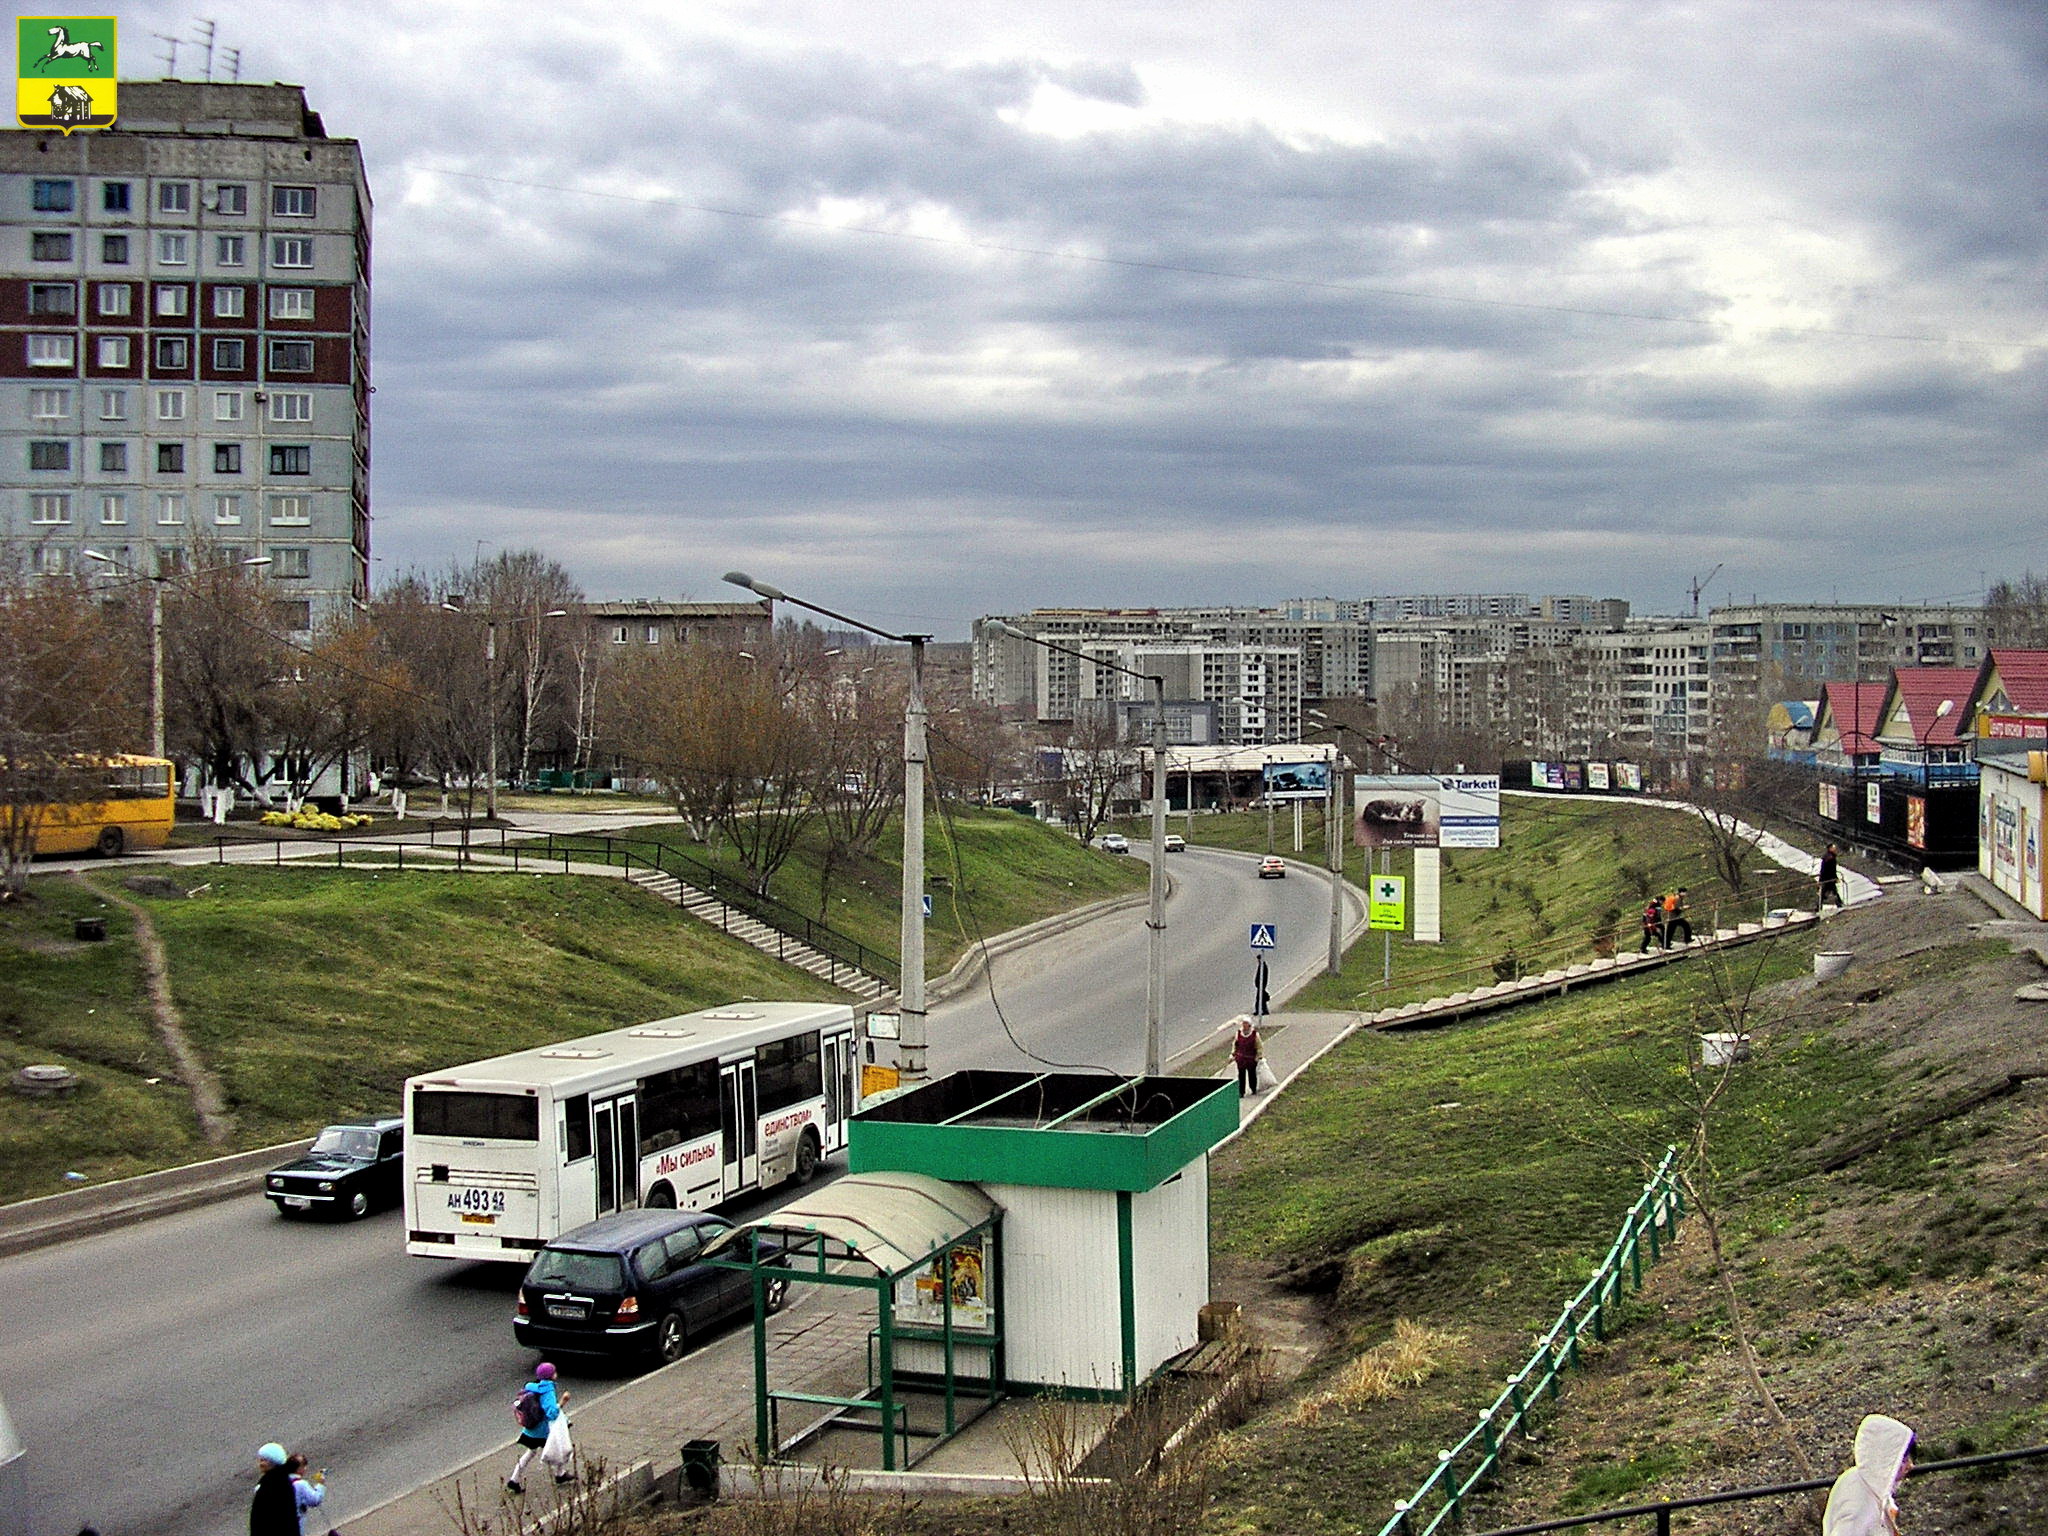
[269,236,313,270]
[101,181,130,213]
[156,492,187,525]
[96,283,132,316]
[211,286,246,318]
[272,185,317,218]
[99,388,128,420]
[269,546,311,579]
[156,233,192,266]
[153,336,191,370]
[31,179,75,212]
[99,492,126,525]
[29,492,71,523]
[157,443,186,473]
[611,625,629,644]
[213,391,244,422]
[213,443,243,473]
[157,181,192,215]
[29,388,71,418]
[100,233,128,264]
[98,442,127,472]
[28,282,76,316]
[645,624,661,643]
[155,284,191,317]
[268,494,310,525]
[215,235,247,267]
[31,232,73,261]
[273,599,312,631]
[214,183,247,216]
[211,338,246,371]
[269,287,314,320]
[28,334,75,367]
[28,441,70,471]
[267,339,314,372]
[33,545,76,576]
[95,335,130,368]
[156,546,187,577]
[155,389,187,421]
[268,444,311,475]
[268,392,311,423]
[213,493,243,525]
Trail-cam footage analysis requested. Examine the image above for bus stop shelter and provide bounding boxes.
[709,1171,1003,1471]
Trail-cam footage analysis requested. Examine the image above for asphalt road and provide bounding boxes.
[0,841,1347,1536]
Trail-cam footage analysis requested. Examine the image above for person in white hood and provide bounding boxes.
[1822,1414,1916,1535]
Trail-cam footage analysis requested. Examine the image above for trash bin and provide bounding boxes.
[681,1438,721,1498]
[73,917,107,942]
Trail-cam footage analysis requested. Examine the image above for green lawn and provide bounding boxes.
[563,808,1147,976]
[0,866,843,1202]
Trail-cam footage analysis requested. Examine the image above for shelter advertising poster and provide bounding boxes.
[1866,781,1882,823]
[1819,783,1840,820]
[1907,795,1927,850]
[898,1235,993,1332]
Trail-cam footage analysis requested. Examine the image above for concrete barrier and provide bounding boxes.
[0,1135,312,1259]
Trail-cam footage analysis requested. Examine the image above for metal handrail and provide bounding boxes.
[1471,1443,2048,1535]
[1380,1149,1687,1536]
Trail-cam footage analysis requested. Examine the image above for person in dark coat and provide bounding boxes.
[1638,898,1665,953]
[1818,844,1843,909]
[250,1443,298,1536]
[1231,1016,1263,1098]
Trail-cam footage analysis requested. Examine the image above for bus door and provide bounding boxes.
[721,1061,758,1197]
[822,1033,849,1151]
[592,1093,640,1215]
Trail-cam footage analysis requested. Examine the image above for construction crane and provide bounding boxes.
[1688,564,1724,619]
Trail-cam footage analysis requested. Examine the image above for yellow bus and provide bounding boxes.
[25,756,176,858]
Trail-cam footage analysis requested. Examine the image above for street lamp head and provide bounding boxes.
[544,608,569,618]
[240,556,271,568]
[441,593,466,613]
[983,619,1015,640]
[723,571,786,602]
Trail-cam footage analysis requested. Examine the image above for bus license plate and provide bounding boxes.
[460,1212,497,1225]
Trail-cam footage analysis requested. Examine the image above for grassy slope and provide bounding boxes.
[1132,797,1819,1012]
[0,866,842,1203]
[578,808,1147,975]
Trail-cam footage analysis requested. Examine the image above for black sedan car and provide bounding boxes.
[514,1209,787,1366]
[264,1118,404,1220]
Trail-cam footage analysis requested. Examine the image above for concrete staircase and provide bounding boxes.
[626,869,892,1002]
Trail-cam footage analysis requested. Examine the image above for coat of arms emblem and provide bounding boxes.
[17,16,117,133]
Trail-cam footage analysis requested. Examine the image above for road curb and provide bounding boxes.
[0,1135,313,1259]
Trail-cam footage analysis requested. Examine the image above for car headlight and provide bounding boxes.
[317,1181,334,1192]
[268,1177,283,1189]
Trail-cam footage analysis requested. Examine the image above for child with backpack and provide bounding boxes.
[506,1362,570,1493]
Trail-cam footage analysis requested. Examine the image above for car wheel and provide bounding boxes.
[655,1310,688,1364]
[764,1275,789,1314]
[643,1183,676,1209]
[270,1201,295,1220]
[346,1190,370,1220]
[95,826,124,858]
[792,1132,820,1186]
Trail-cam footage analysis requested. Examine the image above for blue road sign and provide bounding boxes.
[1249,923,1278,950]
[922,894,933,917]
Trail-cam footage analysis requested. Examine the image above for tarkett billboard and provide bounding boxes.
[1355,774,1500,849]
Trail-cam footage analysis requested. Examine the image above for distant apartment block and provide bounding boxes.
[0,82,370,629]
[585,598,771,651]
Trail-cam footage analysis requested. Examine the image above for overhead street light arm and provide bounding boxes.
[723,572,928,646]
[983,618,1165,694]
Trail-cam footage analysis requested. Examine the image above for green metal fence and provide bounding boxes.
[1378,1147,1687,1536]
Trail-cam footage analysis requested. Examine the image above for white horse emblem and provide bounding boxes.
[34,25,106,73]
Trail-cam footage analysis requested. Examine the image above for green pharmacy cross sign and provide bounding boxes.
[17,15,117,133]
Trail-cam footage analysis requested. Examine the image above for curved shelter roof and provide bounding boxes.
[716,1170,997,1280]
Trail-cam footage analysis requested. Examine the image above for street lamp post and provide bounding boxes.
[85,549,271,760]
[987,621,1169,1076]
[726,574,935,1082]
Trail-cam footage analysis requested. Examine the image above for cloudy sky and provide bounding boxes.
[129,1,2047,634]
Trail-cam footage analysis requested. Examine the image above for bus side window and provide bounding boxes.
[563,1094,592,1162]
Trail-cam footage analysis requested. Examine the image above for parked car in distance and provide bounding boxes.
[1099,832,1130,853]
[1161,833,1187,852]
[266,1117,404,1219]
[514,1209,788,1366]
[1258,855,1287,879]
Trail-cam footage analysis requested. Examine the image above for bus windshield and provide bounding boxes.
[411,1090,539,1141]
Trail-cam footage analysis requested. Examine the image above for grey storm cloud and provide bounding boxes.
[119,0,2048,625]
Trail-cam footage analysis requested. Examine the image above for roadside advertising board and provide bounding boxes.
[1907,794,1927,849]
[1819,783,1840,820]
[1866,781,1882,823]
[1531,760,1565,789]
[1615,763,1642,792]
[1354,774,1501,849]
[1587,762,1611,791]
[1263,760,1331,801]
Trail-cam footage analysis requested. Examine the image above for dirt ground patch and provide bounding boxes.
[1469,888,2048,1536]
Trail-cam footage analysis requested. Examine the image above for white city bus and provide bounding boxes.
[404,1001,859,1263]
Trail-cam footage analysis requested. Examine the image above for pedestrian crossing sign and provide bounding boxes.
[1369,875,1407,931]
[1248,923,1278,950]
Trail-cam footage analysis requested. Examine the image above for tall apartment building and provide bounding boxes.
[1709,603,1991,744]
[1579,622,1712,758]
[0,82,370,629]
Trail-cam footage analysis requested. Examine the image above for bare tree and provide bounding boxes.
[162,553,290,796]
[1053,708,1133,845]
[0,563,142,895]
[1986,572,2048,650]
[370,570,492,827]
[608,642,744,841]
[471,550,583,786]
[268,617,410,809]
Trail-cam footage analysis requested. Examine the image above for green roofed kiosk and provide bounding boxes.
[714,1071,1236,1471]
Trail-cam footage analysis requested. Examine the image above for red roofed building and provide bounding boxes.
[1874,667,1977,785]
[1812,681,1886,775]
[1965,650,2048,741]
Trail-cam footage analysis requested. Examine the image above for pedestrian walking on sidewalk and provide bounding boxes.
[250,1444,298,1536]
[506,1362,570,1493]
[1232,1016,1263,1098]
[1638,898,1665,954]
[1818,845,1844,909]
[1662,888,1693,945]
[286,1452,326,1534]
[1821,1413,1914,1535]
